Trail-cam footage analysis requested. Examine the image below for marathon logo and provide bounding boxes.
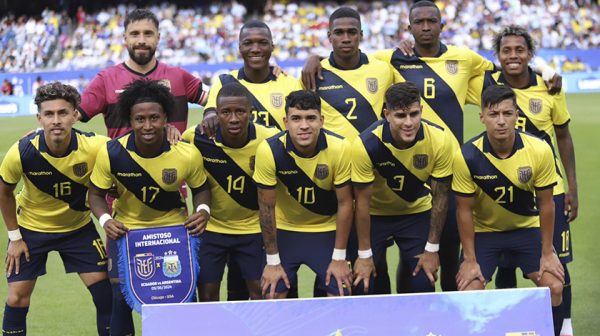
[117,172,142,177]
[319,84,344,91]
[398,65,424,69]
[277,170,298,175]
[204,157,227,164]
[27,171,52,176]
[473,175,498,180]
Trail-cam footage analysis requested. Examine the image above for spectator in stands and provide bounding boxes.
[1,79,13,95]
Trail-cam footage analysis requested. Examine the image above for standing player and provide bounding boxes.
[182,82,278,301]
[312,7,393,140]
[200,19,302,300]
[453,85,565,335]
[0,83,112,335]
[351,82,453,293]
[202,20,302,133]
[254,90,354,298]
[77,8,208,138]
[88,80,210,335]
[467,26,578,336]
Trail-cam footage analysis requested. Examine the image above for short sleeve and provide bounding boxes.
[431,131,454,180]
[181,126,196,143]
[350,137,375,185]
[333,139,351,187]
[468,48,495,78]
[78,72,107,122]
[534,141,559,190]
[186,145,207,189]
[89,143,114,190]
[204,75,223,115]
[253,140,277,188]
[551,90,571,127]
[466,73,484,106]
[181,68,208,106]
[451,148,476,196]
[0,142,23,185]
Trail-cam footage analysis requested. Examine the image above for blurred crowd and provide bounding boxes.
[0,0,598,73]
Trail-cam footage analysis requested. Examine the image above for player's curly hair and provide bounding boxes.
[493,25,536,56]
[124,8,159,30]
[285,90,321,114]
[117,79,175,123]
[385,82,421,111]
[329,7,361,28]
[34,82,80,110]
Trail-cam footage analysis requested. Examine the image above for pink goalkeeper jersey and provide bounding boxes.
[78,61,208,138]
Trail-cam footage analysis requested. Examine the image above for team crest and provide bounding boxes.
[366,78,378,93]
[529,98,543,115]
[157,79,172,91]
[162,251,181,278]
[413,154,429,169]
[72,162,88,177]
[518,166,533,184]
[249,155,256,171]
[134,253,155,280]
[162,168,177,184]
[315,164,329,180]
[445,60,459,75]
[271,93,283,108]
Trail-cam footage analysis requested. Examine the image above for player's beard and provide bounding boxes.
[128,46,156,66]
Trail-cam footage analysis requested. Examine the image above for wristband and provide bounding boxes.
[332,248,346,261]
[357,249,373,259]
[7,229,22,241]
[266,253,281,266]
[98,213,112,228]
[196,204,210,216]
[424,242,440,253]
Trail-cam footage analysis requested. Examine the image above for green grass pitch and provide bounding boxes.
[0,93,598,334]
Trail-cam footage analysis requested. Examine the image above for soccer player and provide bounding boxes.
[312,7,393,140]
[351,82,453,293]
[77,8,208,138]
[182,82,279,301]
[202,20,302,133]
[453,85,565,335]
[88,80,210,335]
[200,19,302,300]
[0,83,112,336]
[254,90,353,298]
[467,25,578,336]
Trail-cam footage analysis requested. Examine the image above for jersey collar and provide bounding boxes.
[284,129,327,158]
[122,60,160,77]
[38,129,78,157]
[482,130,524,159]
[237,66,277,83]
[215,122,257,147]
[381,119,425,149]
[126,130,171,157]
[327,51,369,70]
[496,67,538,89]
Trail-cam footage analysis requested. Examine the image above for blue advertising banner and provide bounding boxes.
[117,225,201,313]
[142,288,553,335]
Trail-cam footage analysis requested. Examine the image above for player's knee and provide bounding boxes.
[548,280,564,303]
[198,285,219,302]
[5,292,31,308]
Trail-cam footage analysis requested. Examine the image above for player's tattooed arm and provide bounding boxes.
[413,178,450,285]
[258,188,278,254]
[428,178,450,244]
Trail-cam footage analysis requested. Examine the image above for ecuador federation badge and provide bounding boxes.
[117,225,201,313]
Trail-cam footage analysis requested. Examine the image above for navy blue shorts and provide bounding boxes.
[106,236,118,279]
[198,231,264,283]
[275,230,348,296]
[472,228,542,281]
[7,222,107,282]
[552,194,572,263]
[371,210,434,292]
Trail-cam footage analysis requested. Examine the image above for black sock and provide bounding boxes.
[552,304,564,336]
[563,264,572,319]
[2,304,28,336]
[110,285,134,336]
[88,279,112,336]
[494,267,517,288]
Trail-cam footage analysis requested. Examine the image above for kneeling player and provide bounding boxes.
[88,80,210,335]
[0,83,112,335]
[183,83,279,301]
[254,90,353,298]
[453,85,565,335]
